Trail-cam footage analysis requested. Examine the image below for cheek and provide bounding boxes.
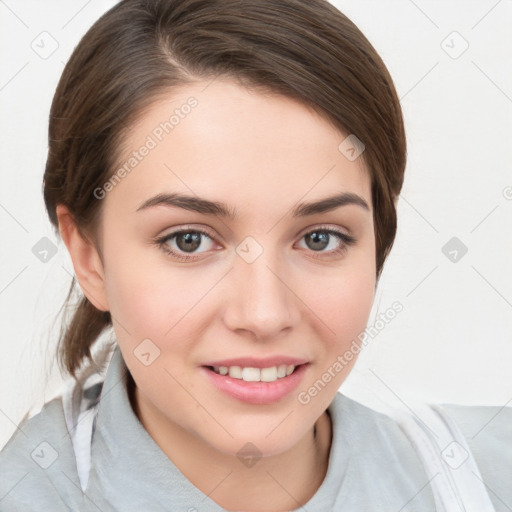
[335,273,375,338]
[105,267,179,337]
[302,250,376,350]
[319,275,374,335]
[100,231,167,335]
[103,243,216,351]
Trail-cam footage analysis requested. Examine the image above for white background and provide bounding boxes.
[1,0,511,449]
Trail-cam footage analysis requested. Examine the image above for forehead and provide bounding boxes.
[104,78,372,219]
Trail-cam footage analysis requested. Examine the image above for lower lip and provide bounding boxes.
[200,364,309,405]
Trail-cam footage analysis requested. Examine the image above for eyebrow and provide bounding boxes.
[136,191,370,218]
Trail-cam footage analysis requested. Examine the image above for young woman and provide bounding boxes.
[0,0,509,511]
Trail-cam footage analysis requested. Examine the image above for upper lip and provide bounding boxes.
[202,356,309,369]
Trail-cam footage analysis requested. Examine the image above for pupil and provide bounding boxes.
[177,232,201,252]
[307,231,328,250]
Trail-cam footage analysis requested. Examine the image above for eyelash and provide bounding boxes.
[153,225,357,262]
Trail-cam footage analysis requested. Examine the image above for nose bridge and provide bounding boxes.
[224,237,299,338]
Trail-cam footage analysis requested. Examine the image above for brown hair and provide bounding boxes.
[43,0,406,379]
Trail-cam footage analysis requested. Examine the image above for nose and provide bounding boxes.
[222,245,301,340]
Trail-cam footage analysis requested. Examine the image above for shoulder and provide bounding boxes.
[0,396,85,511]
[330,394,512,511]
[339,393,440,477]
[328,393,437,509]
[440,403,512,510]
[332,391,421,447]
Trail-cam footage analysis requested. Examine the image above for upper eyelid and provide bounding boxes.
[297,223,351,237]
[158,224,215,237]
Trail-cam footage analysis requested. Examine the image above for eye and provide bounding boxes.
[296,225,357,258]
[154,227,218,262]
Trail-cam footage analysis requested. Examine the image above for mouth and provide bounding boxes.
[200,362,309,404]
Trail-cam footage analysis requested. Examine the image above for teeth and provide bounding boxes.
[229,366,243,379]
[212,364,298,382]
[242,367,260,382]
[261,367,278,382]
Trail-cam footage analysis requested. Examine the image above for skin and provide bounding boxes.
[57,78,376,511]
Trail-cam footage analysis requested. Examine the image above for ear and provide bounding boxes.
[56,204,110,312]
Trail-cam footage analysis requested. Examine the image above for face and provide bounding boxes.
[89,78,375,458]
